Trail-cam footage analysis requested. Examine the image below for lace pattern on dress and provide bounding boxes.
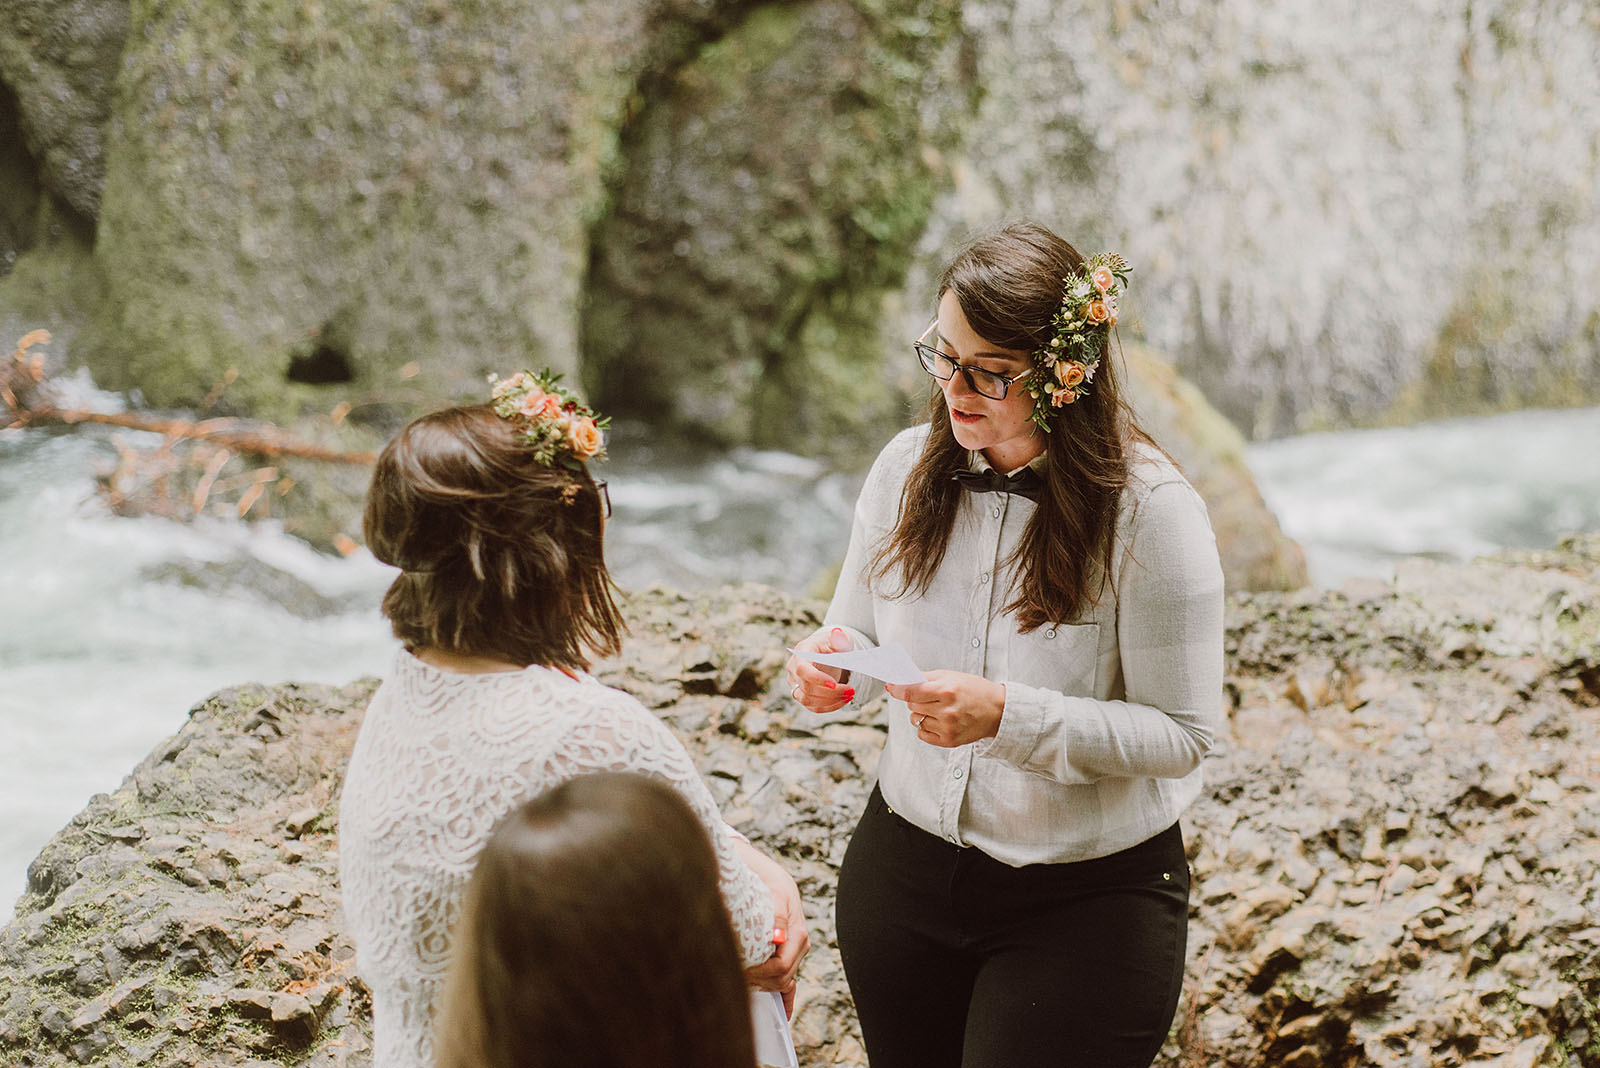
[338,652,775,1068]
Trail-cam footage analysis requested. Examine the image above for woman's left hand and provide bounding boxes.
[735,840,810,1016]
[886,670,1006,748]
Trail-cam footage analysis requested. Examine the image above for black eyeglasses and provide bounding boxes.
[593,479,612,519]
[913,321,1031,400]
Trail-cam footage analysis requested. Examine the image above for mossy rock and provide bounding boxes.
[52,0,759,423]
[1122,340,1308,593]
[582,0,975,457]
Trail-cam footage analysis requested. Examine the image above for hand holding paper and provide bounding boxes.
[788,641,926,687]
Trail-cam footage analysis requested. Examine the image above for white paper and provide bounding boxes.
[751,990,799,1068]
[788,641,926,686]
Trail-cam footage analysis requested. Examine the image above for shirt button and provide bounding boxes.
[1045,629,1057,639]
[980,573,990,584]
[970,637,980,648]
[953,768,964,780]
[991,506,1001,518]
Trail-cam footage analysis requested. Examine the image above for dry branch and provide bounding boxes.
[5,330,375,466]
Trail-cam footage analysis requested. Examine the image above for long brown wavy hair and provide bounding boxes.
[869,221,1153,629]
[435,772,756,1068]
[363,405,624,671]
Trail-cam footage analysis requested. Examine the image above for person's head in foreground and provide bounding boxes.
[435,771,757,1068]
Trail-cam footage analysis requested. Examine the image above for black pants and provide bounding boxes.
[835,786,1189,1068]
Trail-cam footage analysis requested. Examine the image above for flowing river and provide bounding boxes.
[2,404,1596,918]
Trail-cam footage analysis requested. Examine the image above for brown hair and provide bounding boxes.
[435,772,757,1068]
[870,221,1153,628]
[362,405,624,671]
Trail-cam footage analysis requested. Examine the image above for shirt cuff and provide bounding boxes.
[977,681,1047,767]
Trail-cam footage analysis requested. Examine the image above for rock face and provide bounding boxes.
[0,0,125,222]
[5,0,1597,442]
[916,0,1600,437]
[2,0,763,414]
[5,536,1599,1067]
[581,0,972,453]
[0,680,376,1066]
[1122,340,1307,592]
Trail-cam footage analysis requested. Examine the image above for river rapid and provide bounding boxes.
[2,404,1596,918]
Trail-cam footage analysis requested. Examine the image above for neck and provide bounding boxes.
[981,439,1045,475]
[414,646,542,676]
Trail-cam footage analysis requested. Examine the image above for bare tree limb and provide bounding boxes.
[5,330,376,466]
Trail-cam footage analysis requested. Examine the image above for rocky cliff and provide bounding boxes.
[4,536,1599,1067]
[4,0,1596,443]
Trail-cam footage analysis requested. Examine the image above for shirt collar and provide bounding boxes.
[967,450,1049,479]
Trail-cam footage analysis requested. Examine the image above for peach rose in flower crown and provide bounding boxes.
[519,390,561,420]
[1086,300,1110,325]
[568,417,603,458]
[1091,266,1115,294]
[1056,362,1086,388]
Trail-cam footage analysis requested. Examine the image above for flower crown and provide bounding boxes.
[1026,252,1131,432]
[488,369,609,470]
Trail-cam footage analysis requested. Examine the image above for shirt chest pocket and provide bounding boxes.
[1007,621,1100,697]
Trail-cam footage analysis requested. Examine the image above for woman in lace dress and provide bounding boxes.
[785,223,1224,1068]
[340,375,807,1068]
[436,772,757,1068]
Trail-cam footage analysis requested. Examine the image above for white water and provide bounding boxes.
[1246,406,1600,587]
[2,406,1596,919]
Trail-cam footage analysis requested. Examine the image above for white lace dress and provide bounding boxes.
[338,650,776,1068]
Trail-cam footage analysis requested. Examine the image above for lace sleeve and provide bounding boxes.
[545,687,778,967]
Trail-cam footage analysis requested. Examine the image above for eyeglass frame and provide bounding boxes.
[592,478,612,519]
[913,320,1033,401]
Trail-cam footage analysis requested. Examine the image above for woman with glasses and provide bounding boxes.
[340,373,809,1068]
[785,222,1224,1068]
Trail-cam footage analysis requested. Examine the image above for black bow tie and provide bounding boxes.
[950,467,1045,502]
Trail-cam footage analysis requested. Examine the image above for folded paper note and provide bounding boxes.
[788,641,926,687]
[751,990,799,1068]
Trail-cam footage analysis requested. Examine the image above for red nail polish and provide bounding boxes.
[841,688,856,700]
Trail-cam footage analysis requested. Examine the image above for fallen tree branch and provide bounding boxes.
[5,330,375,465]
[12,405,376,464]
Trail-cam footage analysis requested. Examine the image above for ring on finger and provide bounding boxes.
[791,684,803,701]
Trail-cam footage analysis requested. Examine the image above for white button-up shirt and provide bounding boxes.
[822,425,1225,866]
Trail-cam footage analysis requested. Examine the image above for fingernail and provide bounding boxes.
[841,688,855,700]
[831,627,847,644]
[823,679,836,689]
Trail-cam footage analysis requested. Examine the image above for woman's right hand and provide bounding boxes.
[784,627,856,714]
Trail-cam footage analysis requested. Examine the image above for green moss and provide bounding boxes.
[1386,268,1600,427]
[0,199,101,339]
[583,0,972,452]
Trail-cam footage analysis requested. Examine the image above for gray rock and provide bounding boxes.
[0,0,126,219]
[4,540,1600,1066]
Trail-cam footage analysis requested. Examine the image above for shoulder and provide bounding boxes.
[1118,440,1216,542]
[871,425,930,479]
[1123,441,1205,514]
[1113,441,1222,587]
[554,677,682,746]
[857,424,931,507]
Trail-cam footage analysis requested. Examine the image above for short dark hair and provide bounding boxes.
[362,404,624,671]
[435,772,756,1068]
